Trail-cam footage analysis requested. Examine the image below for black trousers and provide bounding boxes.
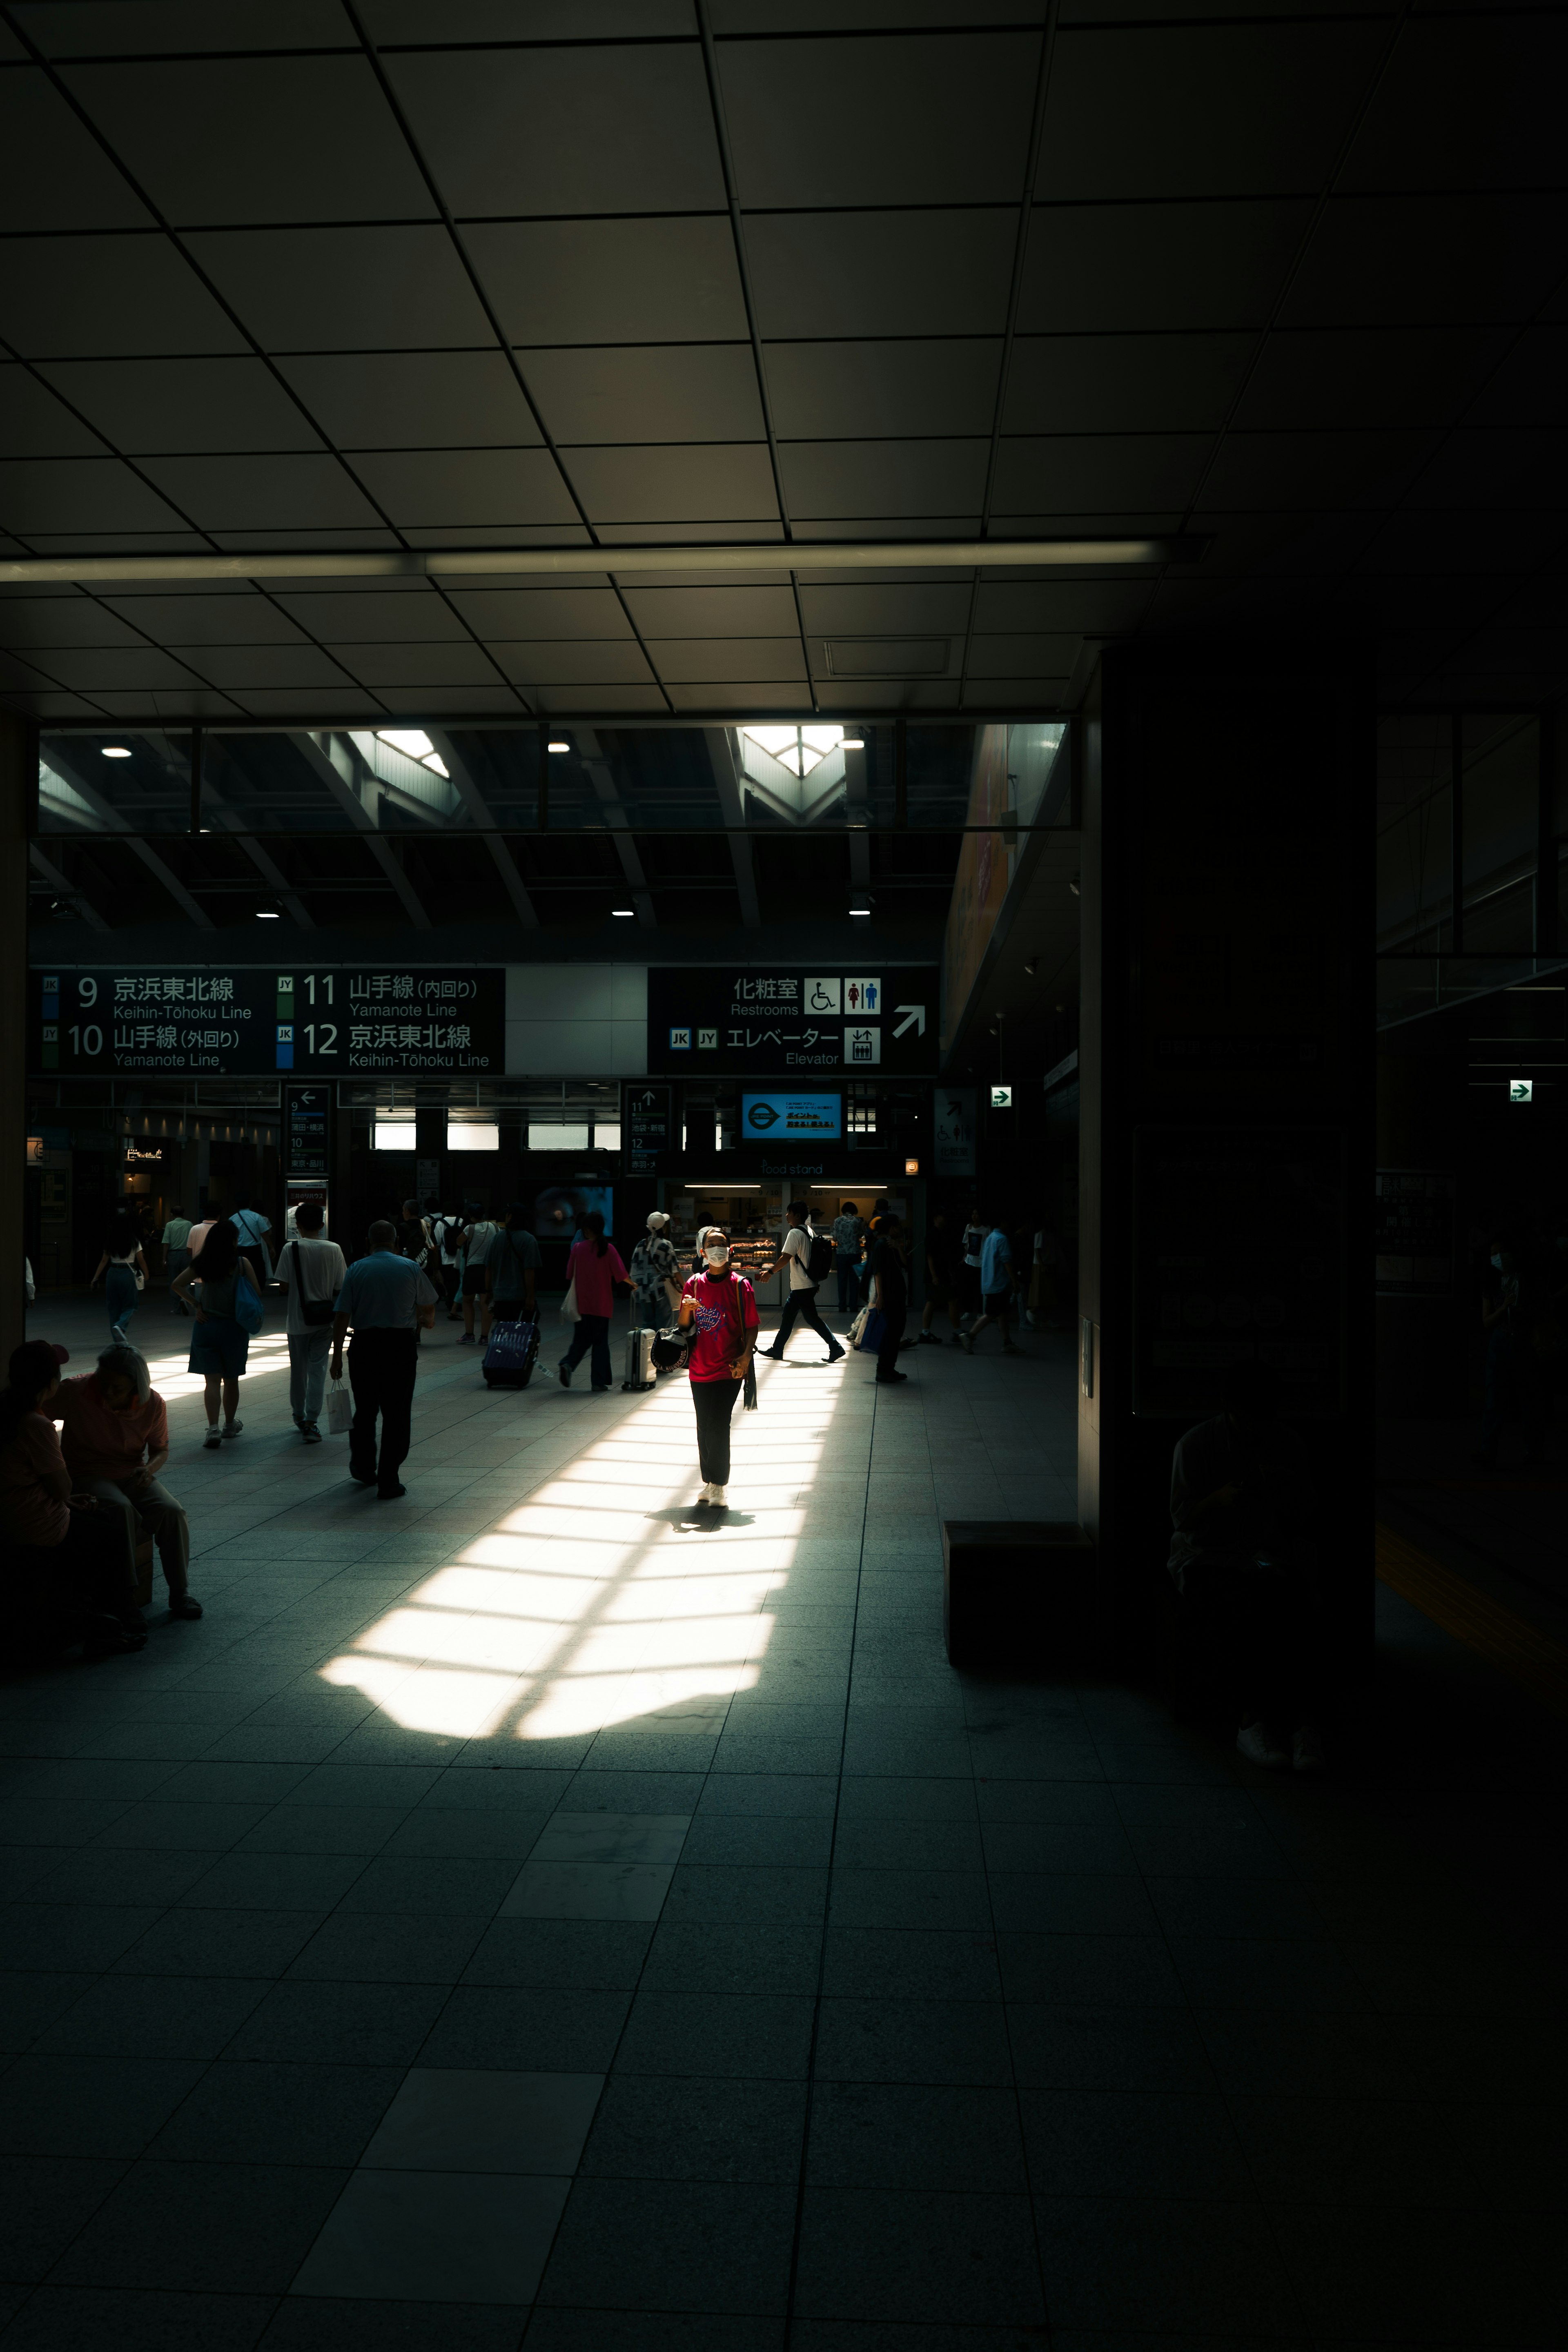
[12,1508,139,1647]
[875,1289,908,1379]
[771,1284,837,1355]
[349,1328,418,1487]
[1178,1563,1325,1724]
[692,1377,741,1485]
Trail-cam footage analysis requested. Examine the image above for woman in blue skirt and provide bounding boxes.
[171,1219,263,1451]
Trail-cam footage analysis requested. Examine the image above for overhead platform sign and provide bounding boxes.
[648,966,939,1076]
[32,967,503,1078]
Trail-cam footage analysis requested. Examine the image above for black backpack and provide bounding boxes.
[805,1228,835,1283]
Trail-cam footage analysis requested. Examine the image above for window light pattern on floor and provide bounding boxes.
[319,1371,835,1742]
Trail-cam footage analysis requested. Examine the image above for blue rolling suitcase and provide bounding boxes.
[482,1312,540,1389]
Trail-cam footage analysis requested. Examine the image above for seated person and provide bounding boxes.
[55,1343,202,1619]
[0,1340,145,1655]
[1168,1362,1324,1773]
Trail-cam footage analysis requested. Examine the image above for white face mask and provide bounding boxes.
[1491,1253,1504,1269]
[705,1245,730,1267]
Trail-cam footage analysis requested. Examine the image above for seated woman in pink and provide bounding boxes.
[0,1339,145,1656]
[675,1225,759,1510]
[556,1211,630,1394]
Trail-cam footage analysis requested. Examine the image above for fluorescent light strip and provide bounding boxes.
[0,537,1203,586]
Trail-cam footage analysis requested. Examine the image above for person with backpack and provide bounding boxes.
[481,1200,541,1329]
[429,1207,464,1320]
[831,1199,867,1315]
[629,1209,680,1332]
[276,1201,347,1445]
[675,1224,759,1508]
[458,1205,501,1347]
[170,1218,264,1449]
[757,1200,846,1365]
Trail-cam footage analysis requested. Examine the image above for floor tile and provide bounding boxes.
[148,2060,404,2167]
[51,2158,350,2294]
[0,2155,128,2283]
[361,2066,603,2176]
[580,2074,806,2186]
[418,1986,630,2074]
[0,2285,278,2352]
[529,1811,691,1865]
[793,2187,1045,2326]
[499,1860,674,1920]
[291,2168,570,2304]
[807,2081,1027,2192]
[0,2054,206,2158]
[537,2176,796,2314]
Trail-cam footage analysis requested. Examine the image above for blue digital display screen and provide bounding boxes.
[740,1092,842,1141]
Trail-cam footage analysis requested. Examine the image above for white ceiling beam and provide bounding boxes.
[702,728,761,929]
[426,727,539,931]
[40,744,215,928]
[288,732,432,930]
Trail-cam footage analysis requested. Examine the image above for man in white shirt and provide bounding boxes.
[757,1201,846,1364]
[459,1207,500,1347]
[276,1201,347,1443]
[162,1205,194,1315]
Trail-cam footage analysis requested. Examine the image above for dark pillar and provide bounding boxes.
[0,712,29,1367]
[1078,644,1375,1680]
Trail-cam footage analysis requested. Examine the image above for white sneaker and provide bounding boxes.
[708,1485,727,1508]
[1236,1721,1290,1769]
[1292,1724,1326,1773]
[697,1482,715,1503]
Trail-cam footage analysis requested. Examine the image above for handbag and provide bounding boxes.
[234,1269,265,1334]
[858,1308,887,1355]
[846,1305,870,1348]
[325,1372,352,1434]
[289,1241,334,1327]
[559,1275,581,1324]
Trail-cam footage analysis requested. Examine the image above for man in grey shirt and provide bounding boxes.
[330,1220,438,1499]
[481,1201,541,1322]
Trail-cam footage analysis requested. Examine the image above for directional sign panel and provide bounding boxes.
[647,966,938,1076]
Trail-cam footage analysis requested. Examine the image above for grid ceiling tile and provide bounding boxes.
[567,445,777,526]
[534,683,666,713]
[1019,202,1312,334]
[468,218,747,345]
[276,353,543,450]
[0,368,109,459]
[272,590,472,641]
[134,453,385,531]
[446,588,633,641]
[71,688,243,718]
[748,212,1015,339]
[0,596,151,650]
[648,639,807,684]
[963,635,1081,679]
[1198,429,1438,514]
[386,45,725,217]
[0,690,104,716]
[664,683,813,713]
[18,2,353,54]
[766,341,1002,441]
[168,645,362,690]
[0,456,187,534]
[0,65,154,231]
[621,585,799,638]
[797,584,973,635]
[721,31,1040,207]
[991,434,1209,515]
[0,234,249,359]
[362,0,693,34]
[327,643,503,688]
[523,346,764,447]
[184,227,494,352]
[1463,327,1568,431]
[489,642,656,686]
[31,646,209,690]
[1405,429,1568,516]
[37,356,325,455]
[1038,20,1388,200]
[99,592,312,646]
[0,652,60,693]
[1339,13,1568,196]
[1232,327,1510,433]
[371,689,523,717]
[960,676,1071,704]
[712,1,1047,22]
[348,448,580,530]
[1004,334,1255,436]
[1280,196,1568,328]
[780,441,989,521]
[973,581,1152,634]
[229,688,387,717]
[61,57,437,226]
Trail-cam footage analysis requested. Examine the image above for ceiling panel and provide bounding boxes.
[1405,429,1568,515]
[1463,328,1568,431]
[747,212,1016,339]
[32,646,209,690]
[185,227,494,352]
[1004,333,1255,434]
[467,218,748,345]
[534,682,667,713]
[973,580,1152,633]
[780,441,989,521]
[445,588,634,641]
[1281,196,1568,328]
[664,682,813,713]
[0,369,109,459]
[99,592,312,645]
[488,642,656,686]
[347,449,579,530]
[767,341,1002,440]
[18,2,352,54]
[0,63,154,231]
[328,643,503,688]
[386,45,725,216]
[963,634,1081,678]
[0,233,249,359]
[37,356,325,455]
[0,596,152,649]
[61,56,436,225]
[1232,327,1509,433]
[648,639,807,683]
[1339,12,1567,196]
[275,352,542,451]
[1020,201,1312,334]
[0,456,188,534]
[1198,429,1438,514]
[274,590,471,641]
[797,584,973,635]
[363,0,695,36]
[229,687,386,718]
[134,453,385,530]
[721,30,1040,207]
[991,434,1209,514]
[622,585,800,638]
[170,645,361,690]
[523,346,764,446]
[566,445,778,526]
[1038,18,1388,200]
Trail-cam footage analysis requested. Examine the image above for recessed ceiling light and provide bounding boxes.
[841,730,864,749]
[101,745,131,758]
[256,909,280,920]
[849,895,871,917]
[611,900,636,918]
[548,739,570,753]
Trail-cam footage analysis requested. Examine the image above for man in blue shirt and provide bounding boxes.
[958,1217,1020,1356]
[330,1220,439,1498]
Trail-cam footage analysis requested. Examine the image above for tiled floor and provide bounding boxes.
[2,1294,1564,2348]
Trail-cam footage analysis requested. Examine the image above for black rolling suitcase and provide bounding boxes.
[482,1312,540,1389]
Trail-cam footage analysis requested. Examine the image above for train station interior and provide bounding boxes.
[1,7,1565,2348]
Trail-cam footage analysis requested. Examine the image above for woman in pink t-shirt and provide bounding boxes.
[557,1211,630,1393]
[676,1226,759,1509]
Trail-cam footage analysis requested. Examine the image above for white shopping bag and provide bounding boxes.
[325,1373,352,1435]
[559,1277,580,1325]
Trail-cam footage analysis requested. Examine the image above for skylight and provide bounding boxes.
[742,724,845,778]
[376,728,449,780]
